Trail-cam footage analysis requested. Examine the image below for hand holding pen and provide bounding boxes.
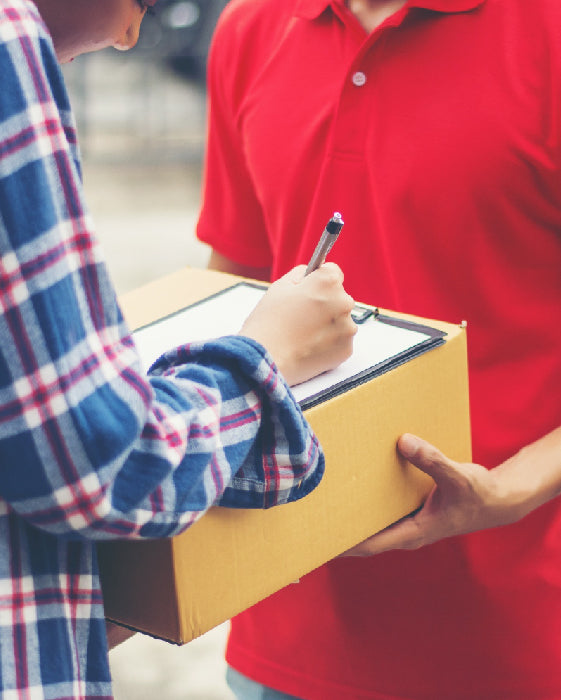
[241,261,356,386]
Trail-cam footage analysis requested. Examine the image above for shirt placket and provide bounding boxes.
[328,7,412,158]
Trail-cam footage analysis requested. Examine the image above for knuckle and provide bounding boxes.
[323,261,343,275]
[344,293,355,313]
[320,263,344,285]
[422,445,444,469]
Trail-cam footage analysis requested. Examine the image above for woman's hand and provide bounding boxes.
[240,263,357,386]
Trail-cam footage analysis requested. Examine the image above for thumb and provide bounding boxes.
[397,433,458,482]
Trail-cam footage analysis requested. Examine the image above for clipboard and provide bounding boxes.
[132,282,446,410]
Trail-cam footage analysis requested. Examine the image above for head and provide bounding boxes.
[33,0,157,63]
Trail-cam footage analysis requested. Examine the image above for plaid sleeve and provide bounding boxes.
[0,1,324,541]
[148,337,325,515]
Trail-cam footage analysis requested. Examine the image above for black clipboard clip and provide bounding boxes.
[351,305,379,324]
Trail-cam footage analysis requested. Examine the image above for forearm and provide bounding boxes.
[1,336,323,538]
[0,123,321,535]
[494,425,561,521]
[208,249,271,282]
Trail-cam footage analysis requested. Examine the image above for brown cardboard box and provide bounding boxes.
[98,267,471,644]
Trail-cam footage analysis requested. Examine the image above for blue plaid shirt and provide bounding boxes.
[0,1,324,697]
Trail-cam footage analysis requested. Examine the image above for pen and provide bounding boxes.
[305,212,344,276]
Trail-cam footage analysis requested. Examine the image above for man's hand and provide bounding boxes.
[343,433,529,556]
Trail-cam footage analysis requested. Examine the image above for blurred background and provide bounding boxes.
[63,2,237,698]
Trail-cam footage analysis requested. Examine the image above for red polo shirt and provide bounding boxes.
[197,0,561,697]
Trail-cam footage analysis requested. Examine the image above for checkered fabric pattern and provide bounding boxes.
[0,1,324,697]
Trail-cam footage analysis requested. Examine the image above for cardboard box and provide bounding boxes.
[97,267,471,644]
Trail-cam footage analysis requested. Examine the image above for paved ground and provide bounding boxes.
[62,50,235,700]
[109,624,233,700]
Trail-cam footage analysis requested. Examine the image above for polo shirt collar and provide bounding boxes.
[294,0,487,20]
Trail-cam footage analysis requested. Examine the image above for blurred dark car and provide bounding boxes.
[133,0,230,79]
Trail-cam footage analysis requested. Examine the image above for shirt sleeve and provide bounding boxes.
[195,6,274,268]
[0,2,324,540]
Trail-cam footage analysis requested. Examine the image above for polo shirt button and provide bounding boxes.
[352,71,367,87]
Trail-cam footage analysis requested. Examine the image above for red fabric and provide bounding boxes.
[197,0,561,697]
